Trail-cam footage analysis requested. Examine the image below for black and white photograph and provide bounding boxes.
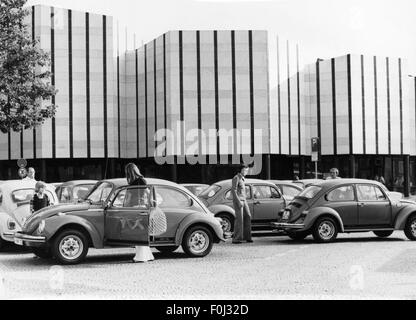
[0,0,416,304]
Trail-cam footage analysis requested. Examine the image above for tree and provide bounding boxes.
[0,0,56,134]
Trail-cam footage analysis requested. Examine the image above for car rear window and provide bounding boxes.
[297,186,322,200]
[199,185,221,199]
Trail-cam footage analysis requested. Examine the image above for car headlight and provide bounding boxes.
[37,220,46,234]
[7,218,16,231]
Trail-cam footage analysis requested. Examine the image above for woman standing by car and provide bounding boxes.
[125,163,155,263]
[30,181,51,214]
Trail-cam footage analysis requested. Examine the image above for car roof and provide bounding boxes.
[309,179,385,189]
[58,180,98,187]
[99,178,194,192]
[0,180,55,192]
[214,179,277,187]
[270,180,303,188]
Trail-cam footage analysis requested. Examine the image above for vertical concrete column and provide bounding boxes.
[171,157,178,183]
[264,154,271,180]
[41,159,47,181]
[300,157,306,179]
[349,155,356,178]
[404,155,410,198]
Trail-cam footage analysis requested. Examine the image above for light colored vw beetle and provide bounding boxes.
[0,180,58,249]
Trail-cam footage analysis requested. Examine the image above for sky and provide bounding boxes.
[25,0,416,84]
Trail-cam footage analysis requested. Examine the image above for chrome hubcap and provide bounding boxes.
[411,221,416,236]
[188,231,209,254]
[222,218,232,233]
[318,221,335,240]
[59,235,83,260]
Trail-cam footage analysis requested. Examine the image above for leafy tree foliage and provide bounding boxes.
[0,0,56,134]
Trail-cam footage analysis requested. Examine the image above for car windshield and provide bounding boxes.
[199,185,221,199]
[86,182,113,203]
[297,186,322,200]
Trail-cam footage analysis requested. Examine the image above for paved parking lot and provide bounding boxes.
[0,231,415,300]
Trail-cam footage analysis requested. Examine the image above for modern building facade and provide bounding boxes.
[275,52,416,194]
[1,5,416,195]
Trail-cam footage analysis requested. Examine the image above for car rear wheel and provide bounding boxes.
[155,246,179,254]
[312,217,338,243]
[287,231,308,241]
[217,213,234,233]
[373,231,394,238]
[404,215,416,241]
[51,229,89,265]
[182,225,213,258]
[32,247,53,259]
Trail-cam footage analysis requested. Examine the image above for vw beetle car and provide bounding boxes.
[55,180,97,203]
[199,179,288,233]
[272,179,416,243]
[0,180,58,249]
[15,178,225,265]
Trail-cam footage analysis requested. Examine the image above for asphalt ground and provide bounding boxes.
[0,231,415,300]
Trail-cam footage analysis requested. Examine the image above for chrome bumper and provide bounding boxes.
[14,232,46,246]
[2,231,15,242]
[272,222,305,230]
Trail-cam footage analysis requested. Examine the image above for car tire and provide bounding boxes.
[404,215,416,241]
[51,229,89,265]
[182,225,214,258]
[32,247,53,259]
[155,246,179,254]
[217,213,234,233]
[287,231,308,241]
[373,231,394,238]
[312,217,338,243]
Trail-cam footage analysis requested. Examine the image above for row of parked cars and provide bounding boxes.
[1,176,415,265]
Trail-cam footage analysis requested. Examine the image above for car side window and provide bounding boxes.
[326,185,355,202]
[357,185,387,201]
[59,187,71,202]
[112,187,151,209]
[154,187,192,209]
[253,185,281,200]
[112,189,126,208]
[225,186,252,200]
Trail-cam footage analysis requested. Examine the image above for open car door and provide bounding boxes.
[104,186,153,246]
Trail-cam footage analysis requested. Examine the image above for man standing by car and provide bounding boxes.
[231,164,253,244]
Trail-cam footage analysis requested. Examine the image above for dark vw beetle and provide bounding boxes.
[199,179,287,232]
[14,178,225,265]
[273,179,416,243]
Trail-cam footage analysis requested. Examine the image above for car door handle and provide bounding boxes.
[254,201,261,205]
[358,203,365,207]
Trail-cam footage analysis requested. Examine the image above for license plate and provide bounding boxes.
[14,239,23,246]
[282,211,290,220]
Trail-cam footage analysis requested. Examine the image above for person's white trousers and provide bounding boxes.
[133,246,154,263]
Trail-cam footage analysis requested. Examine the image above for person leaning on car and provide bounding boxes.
[231,164,253,244]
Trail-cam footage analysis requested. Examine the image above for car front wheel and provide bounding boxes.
[217,213,234,233]
[182,225,213,258]
[51,229,89,265]
[373,231,394,238]
[404,215,416,241]
[312,217,338,243]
